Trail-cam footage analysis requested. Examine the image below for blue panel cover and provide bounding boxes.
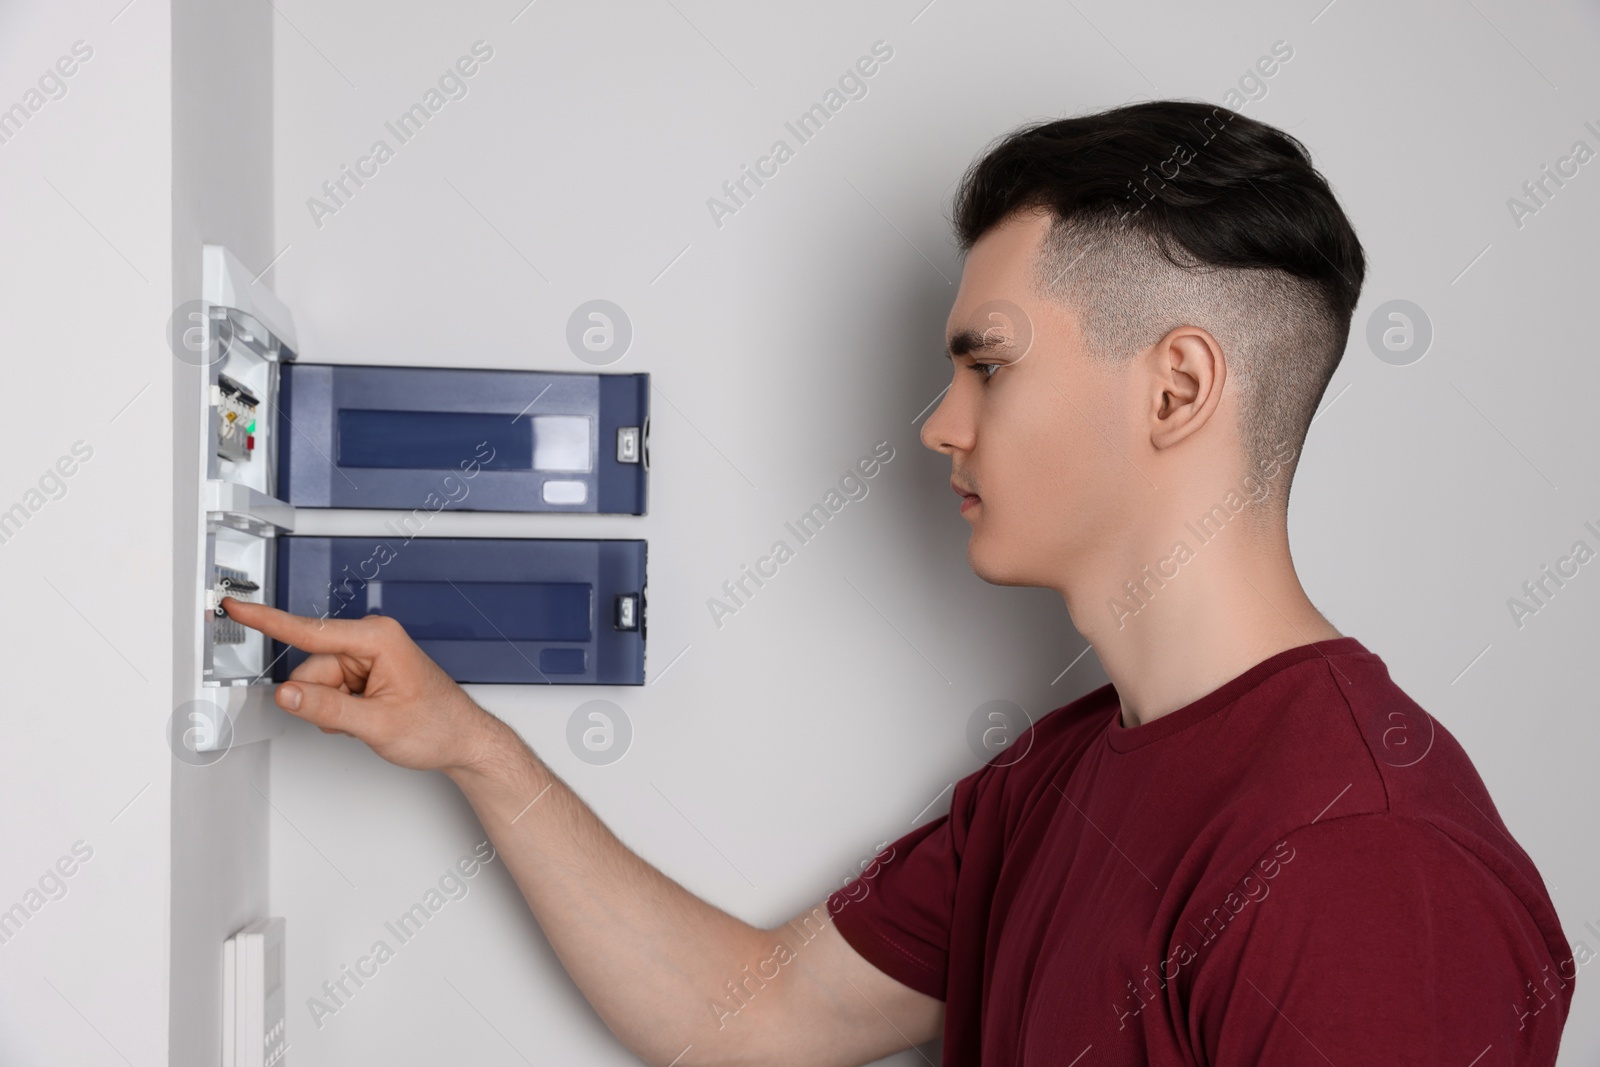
[277,364,648,514]
[273,537,646,685]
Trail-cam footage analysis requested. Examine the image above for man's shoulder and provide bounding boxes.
[1213,639,1502,831]
[1185,641,1571,984]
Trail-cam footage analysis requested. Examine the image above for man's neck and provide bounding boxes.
[1063,526,1341,729]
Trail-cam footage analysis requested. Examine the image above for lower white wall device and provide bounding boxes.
[223,917,286,1067]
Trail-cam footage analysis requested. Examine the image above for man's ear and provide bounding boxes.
[1147,326,1226,451]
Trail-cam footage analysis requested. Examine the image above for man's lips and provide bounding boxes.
[952,480,980,513]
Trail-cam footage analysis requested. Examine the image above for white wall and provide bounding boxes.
[265,0,1600,1063]
[0,2,173,1064]
[168,1,277,1063]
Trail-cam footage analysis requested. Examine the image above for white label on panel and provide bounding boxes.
[541,479,588,504]
[531,415,592,472]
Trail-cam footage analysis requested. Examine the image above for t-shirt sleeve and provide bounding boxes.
[825,761,1000,1002]
[1188,814,1573,1066]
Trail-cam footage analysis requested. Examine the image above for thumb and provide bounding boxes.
[275,679,371,735]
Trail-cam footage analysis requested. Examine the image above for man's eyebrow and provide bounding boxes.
[945,328,1008,360]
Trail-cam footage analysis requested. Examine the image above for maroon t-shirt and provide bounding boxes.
[828,637,1574,1065]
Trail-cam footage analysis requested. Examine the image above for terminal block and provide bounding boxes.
[214,373,259,464]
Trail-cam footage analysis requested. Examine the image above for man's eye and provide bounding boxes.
[969,361,1001,381]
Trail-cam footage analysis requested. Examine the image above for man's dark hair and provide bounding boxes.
[952,100,1366,500]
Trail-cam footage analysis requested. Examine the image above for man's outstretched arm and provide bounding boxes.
[222,598,943,1067]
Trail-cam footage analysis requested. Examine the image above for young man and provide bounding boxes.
[224,100,1574,1064]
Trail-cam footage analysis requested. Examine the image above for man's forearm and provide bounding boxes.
[443,711,780,1065]
[219,597,934,1065]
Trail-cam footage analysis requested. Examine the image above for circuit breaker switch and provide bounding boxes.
[212,566,257,643]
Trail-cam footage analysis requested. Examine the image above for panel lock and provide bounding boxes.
[616,425,642,464]
[614,593,640,631]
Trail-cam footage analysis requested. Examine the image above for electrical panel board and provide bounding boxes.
[277,364,648,513]
[187,245,653,752]
[275,537,646,685]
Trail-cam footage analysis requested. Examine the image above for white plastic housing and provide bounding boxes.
[187,245,300,751]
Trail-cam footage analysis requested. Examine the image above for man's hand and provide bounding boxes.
[220,597,503,773]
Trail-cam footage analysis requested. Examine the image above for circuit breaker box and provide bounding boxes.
[188,246,649,749]
[275,537,645,685]
[277,363,647,513]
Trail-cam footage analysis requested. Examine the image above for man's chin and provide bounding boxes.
[966,536,1036,588]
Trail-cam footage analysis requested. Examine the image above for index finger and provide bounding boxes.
[220,597,380,656]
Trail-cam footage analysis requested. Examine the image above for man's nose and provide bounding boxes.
[920,380,968,456]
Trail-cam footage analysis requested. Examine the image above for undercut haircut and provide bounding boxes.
[952,100,1366,506]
